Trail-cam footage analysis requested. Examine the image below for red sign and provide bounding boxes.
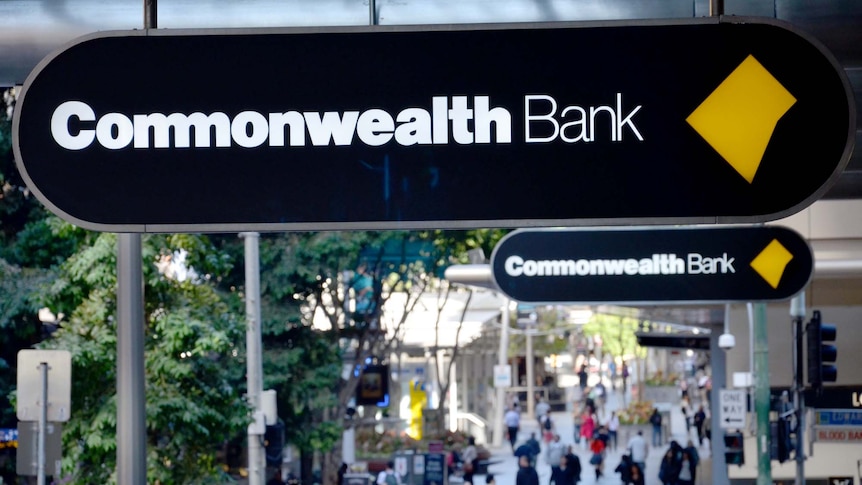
[815,426,862,442]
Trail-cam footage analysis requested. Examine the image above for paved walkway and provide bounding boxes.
[475,388,713,485]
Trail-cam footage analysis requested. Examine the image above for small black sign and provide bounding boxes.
[490,226,812,303]
[12,17,854,232]
[773,386,862,410]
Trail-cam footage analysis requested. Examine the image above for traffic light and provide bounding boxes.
[724,432,744,466]
[769,419,792,463]
[264,422,285,466]
[806,310,837,388]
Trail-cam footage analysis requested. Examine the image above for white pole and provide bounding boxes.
[37,362,47,485]
[242,232,265,485]
[492,300,510,446]
[526,328,535,420]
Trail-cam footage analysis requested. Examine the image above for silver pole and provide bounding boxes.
[492,300,510,447]
[242,232,265,485]
[37,362,47,485]
[117,233,147,485]
[790,293,806,485]
[526,327,535,420]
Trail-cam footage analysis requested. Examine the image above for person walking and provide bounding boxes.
[614,454,634,484]
[376,461,402,485]
[677,449,696,485]
[626,430,648,475]
[684,440,699,472]
[462,437,478,484]
[589,433,606,480]
[564,449,582,484]
[536,396,551,428]
[649,408,663,446]
[546,434,566,476]
[693,406,707,447]
[578,364,589,390]
[550,454,579,485]
[516,455,540,485]
[580,410,595,447]
[608,412,620,451]
[505,405,521,452]
[658,448,680,485]
[626,463,645,485]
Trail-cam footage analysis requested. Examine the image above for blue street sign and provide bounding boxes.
[815,409,862,426]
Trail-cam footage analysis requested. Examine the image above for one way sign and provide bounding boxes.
[720,389,747,429]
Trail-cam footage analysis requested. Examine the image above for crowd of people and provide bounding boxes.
[499,368,708,485]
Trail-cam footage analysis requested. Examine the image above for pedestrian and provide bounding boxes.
[572,404,583,445]
[267,470,286,485]
[536,396,551,428]
[621,361,629,392]
[542,413,555,444]
[580,411,595,447]
[550,454,579,485]
[626,430,648,475]
[546,434,566,475]
[609,359,618,390]
[684,439,699,470]
[578,364,589,390]
[505,405,521,452]
[658,448,680,485]
[526,432,542,466]
[693,406,706,446]
[649,408,663,446]
[516,455,540,485]
[614,453,633,484]
[486,474,496,485]
[677,449,696,485]
[589,433,606,480]
[462,436,478,484]
[627,463,645,485]
[608,411,620,451]
[564,449,582,484]
[376,460,402,485]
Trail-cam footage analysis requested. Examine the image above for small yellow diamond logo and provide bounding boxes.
[686,55,797,183]
[750,239,794,289]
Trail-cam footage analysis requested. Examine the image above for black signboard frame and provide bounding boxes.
[490,225,813,304]
[13,17,855,233]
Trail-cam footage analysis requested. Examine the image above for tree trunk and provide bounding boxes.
[300,449,314,485]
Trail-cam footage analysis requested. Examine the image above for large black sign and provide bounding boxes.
[13,18,854,232]
[490,226,813,303]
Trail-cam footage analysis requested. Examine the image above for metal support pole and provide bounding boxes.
[710,322,729,485]
[526,328,535,420]
[790,293,806,485]
[242,232,265,485]
[37,362,47,485]
[369,0,377,25]
[709,0,724,17]
[753,303,772,485]
[492,300,510,447]
[117,233,147,485]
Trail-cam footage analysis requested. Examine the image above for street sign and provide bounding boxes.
[828,477,854,485]
[493,365,512,388]
[16,350,72,422]
[772,386,862,410]
[813,426,862,443]
[490,225,812,304]
[719,389,747,429]
[816,409,862,426]
[13,17,854,233]
[16,422,62,477]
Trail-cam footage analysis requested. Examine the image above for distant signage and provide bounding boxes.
[719,389,747,429]
[816,410,862,426]
[813,426,862,442]
[493,365,512,388]
[13,17,853,232]
[490,226,812,304]
[423,453,445,485]
[16,350,72,422]
[773,386,862,410]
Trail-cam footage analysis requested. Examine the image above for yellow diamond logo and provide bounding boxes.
[750,239,794,289]
[686,55,797,183]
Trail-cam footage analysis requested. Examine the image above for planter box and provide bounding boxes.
[642,385,679,403]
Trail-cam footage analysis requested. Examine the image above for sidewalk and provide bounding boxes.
[478,388,712,485]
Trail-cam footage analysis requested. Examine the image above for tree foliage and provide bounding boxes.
[38,232,249,484]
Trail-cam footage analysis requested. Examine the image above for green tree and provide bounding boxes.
[39,232,249,484]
